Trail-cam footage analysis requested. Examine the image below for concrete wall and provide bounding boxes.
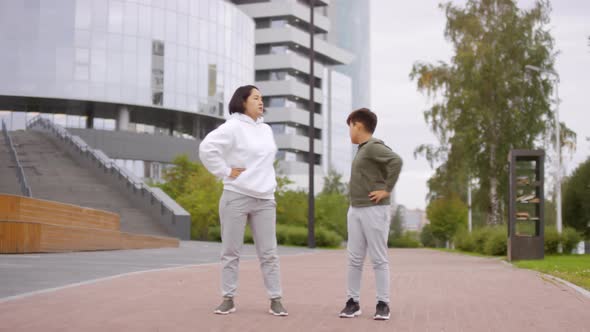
[69,128,200,163]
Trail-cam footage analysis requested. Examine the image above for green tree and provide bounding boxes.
[562,157,590,239]
[426,195,468,244]
[316,169,349,237]
[157,155,223,240]
[315,192,348,238]
[321,168,347,195]
[158,154,200,199]
[410,0,575,226]
[276,189,308,227]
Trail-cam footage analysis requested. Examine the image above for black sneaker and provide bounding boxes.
[339,298,361,318]
[373,301,390,320]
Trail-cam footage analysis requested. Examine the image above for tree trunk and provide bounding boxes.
[487,144,501,226]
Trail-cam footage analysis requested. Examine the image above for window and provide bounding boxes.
[270,124,285,135]
[150,162,162,181]
[151,40,165,106]
[208,64,217,97]
[270,45,289,54]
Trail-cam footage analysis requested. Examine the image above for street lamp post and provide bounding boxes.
[307,0,316,248]
[524,65,562,239]
[468,179,472,233]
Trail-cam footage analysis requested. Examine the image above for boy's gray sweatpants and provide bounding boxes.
[219,190,282,299]
[347,205,391,303]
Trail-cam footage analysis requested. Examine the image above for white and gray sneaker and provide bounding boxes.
[269,298,288,316]
[373,301,390,320]
[214,297,236,315]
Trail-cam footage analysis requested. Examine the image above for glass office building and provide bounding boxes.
[0,0,254,180]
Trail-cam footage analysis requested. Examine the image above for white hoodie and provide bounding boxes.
[198,113,277,199]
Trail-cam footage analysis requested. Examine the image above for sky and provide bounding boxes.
[370,0,590,210]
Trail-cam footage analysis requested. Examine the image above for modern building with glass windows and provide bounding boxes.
[323,69,352,181]
[0,0,254,180]
[328,0,371,110]
[322,0,372,186]
[230,0,353,190]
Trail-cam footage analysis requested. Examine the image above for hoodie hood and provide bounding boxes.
[231,112,265,125]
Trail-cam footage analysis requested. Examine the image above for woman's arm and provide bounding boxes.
[198,123,234,178]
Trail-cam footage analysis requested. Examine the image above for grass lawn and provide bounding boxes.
[513,255,590,291]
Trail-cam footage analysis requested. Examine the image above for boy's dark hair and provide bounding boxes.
[229,85,259,114]
[346,108,377,134]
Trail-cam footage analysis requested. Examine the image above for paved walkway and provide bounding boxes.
[1,248,589,332]
[0,241,313,298]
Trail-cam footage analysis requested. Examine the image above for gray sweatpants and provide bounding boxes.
[219,190,282,299]
[347,205,391,303]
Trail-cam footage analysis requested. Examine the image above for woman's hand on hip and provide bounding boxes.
[229,168,246,179]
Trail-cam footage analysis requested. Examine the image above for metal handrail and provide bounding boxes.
[25,115,174,212]
[1,120,32,197]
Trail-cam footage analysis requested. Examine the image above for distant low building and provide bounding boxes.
[404,208,429,232]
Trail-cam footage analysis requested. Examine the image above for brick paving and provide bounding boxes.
[1,249,589,332]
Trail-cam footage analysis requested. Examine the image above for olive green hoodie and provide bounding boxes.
[349,137,403,207]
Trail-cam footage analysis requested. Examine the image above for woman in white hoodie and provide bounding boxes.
[199,85,288,317]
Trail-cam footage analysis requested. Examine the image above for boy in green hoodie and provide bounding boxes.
[339,108,403,321]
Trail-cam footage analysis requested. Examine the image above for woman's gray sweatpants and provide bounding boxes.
[219,190,282,299]
[347,205,391,303]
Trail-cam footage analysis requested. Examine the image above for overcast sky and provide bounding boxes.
[370,0,590,210]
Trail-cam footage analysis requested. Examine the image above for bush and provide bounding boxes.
[420,224,437,247]
[281,225,308,246]
[315,226,344,247]
[544,227,560,254]
[389,234,421,248]
[471,227,494,254]
[453,229,476,252]
[277,225,343,248]
[483,227,507,256]
[561,227,582,253]
[389,230,421,248]
[442,225,580,256]
[208,226,221,241]
[207,224,343,248]
[454,227,506,255]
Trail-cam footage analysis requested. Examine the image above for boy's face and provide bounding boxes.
[348,122,363,144]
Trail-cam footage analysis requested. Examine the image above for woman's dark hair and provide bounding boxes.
[346,108,377,134]
[228,85,259,114]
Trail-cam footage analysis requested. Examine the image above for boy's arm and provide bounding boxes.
[371,144,403,192]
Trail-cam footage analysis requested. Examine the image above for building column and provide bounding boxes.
[85,103,94,129]
[117,106,130,131]
[192,117,200,139]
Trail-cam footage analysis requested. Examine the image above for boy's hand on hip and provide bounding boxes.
[369,190,390,203]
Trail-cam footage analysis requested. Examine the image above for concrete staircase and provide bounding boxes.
[8,130,171,238]
[0,132,22,196]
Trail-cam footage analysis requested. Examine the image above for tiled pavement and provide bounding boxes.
[1,248,589,332]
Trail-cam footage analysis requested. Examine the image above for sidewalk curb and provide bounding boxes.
[502,260,590,299]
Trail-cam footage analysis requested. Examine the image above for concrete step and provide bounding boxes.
[0,133,24,195]
[8,130,171,238]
